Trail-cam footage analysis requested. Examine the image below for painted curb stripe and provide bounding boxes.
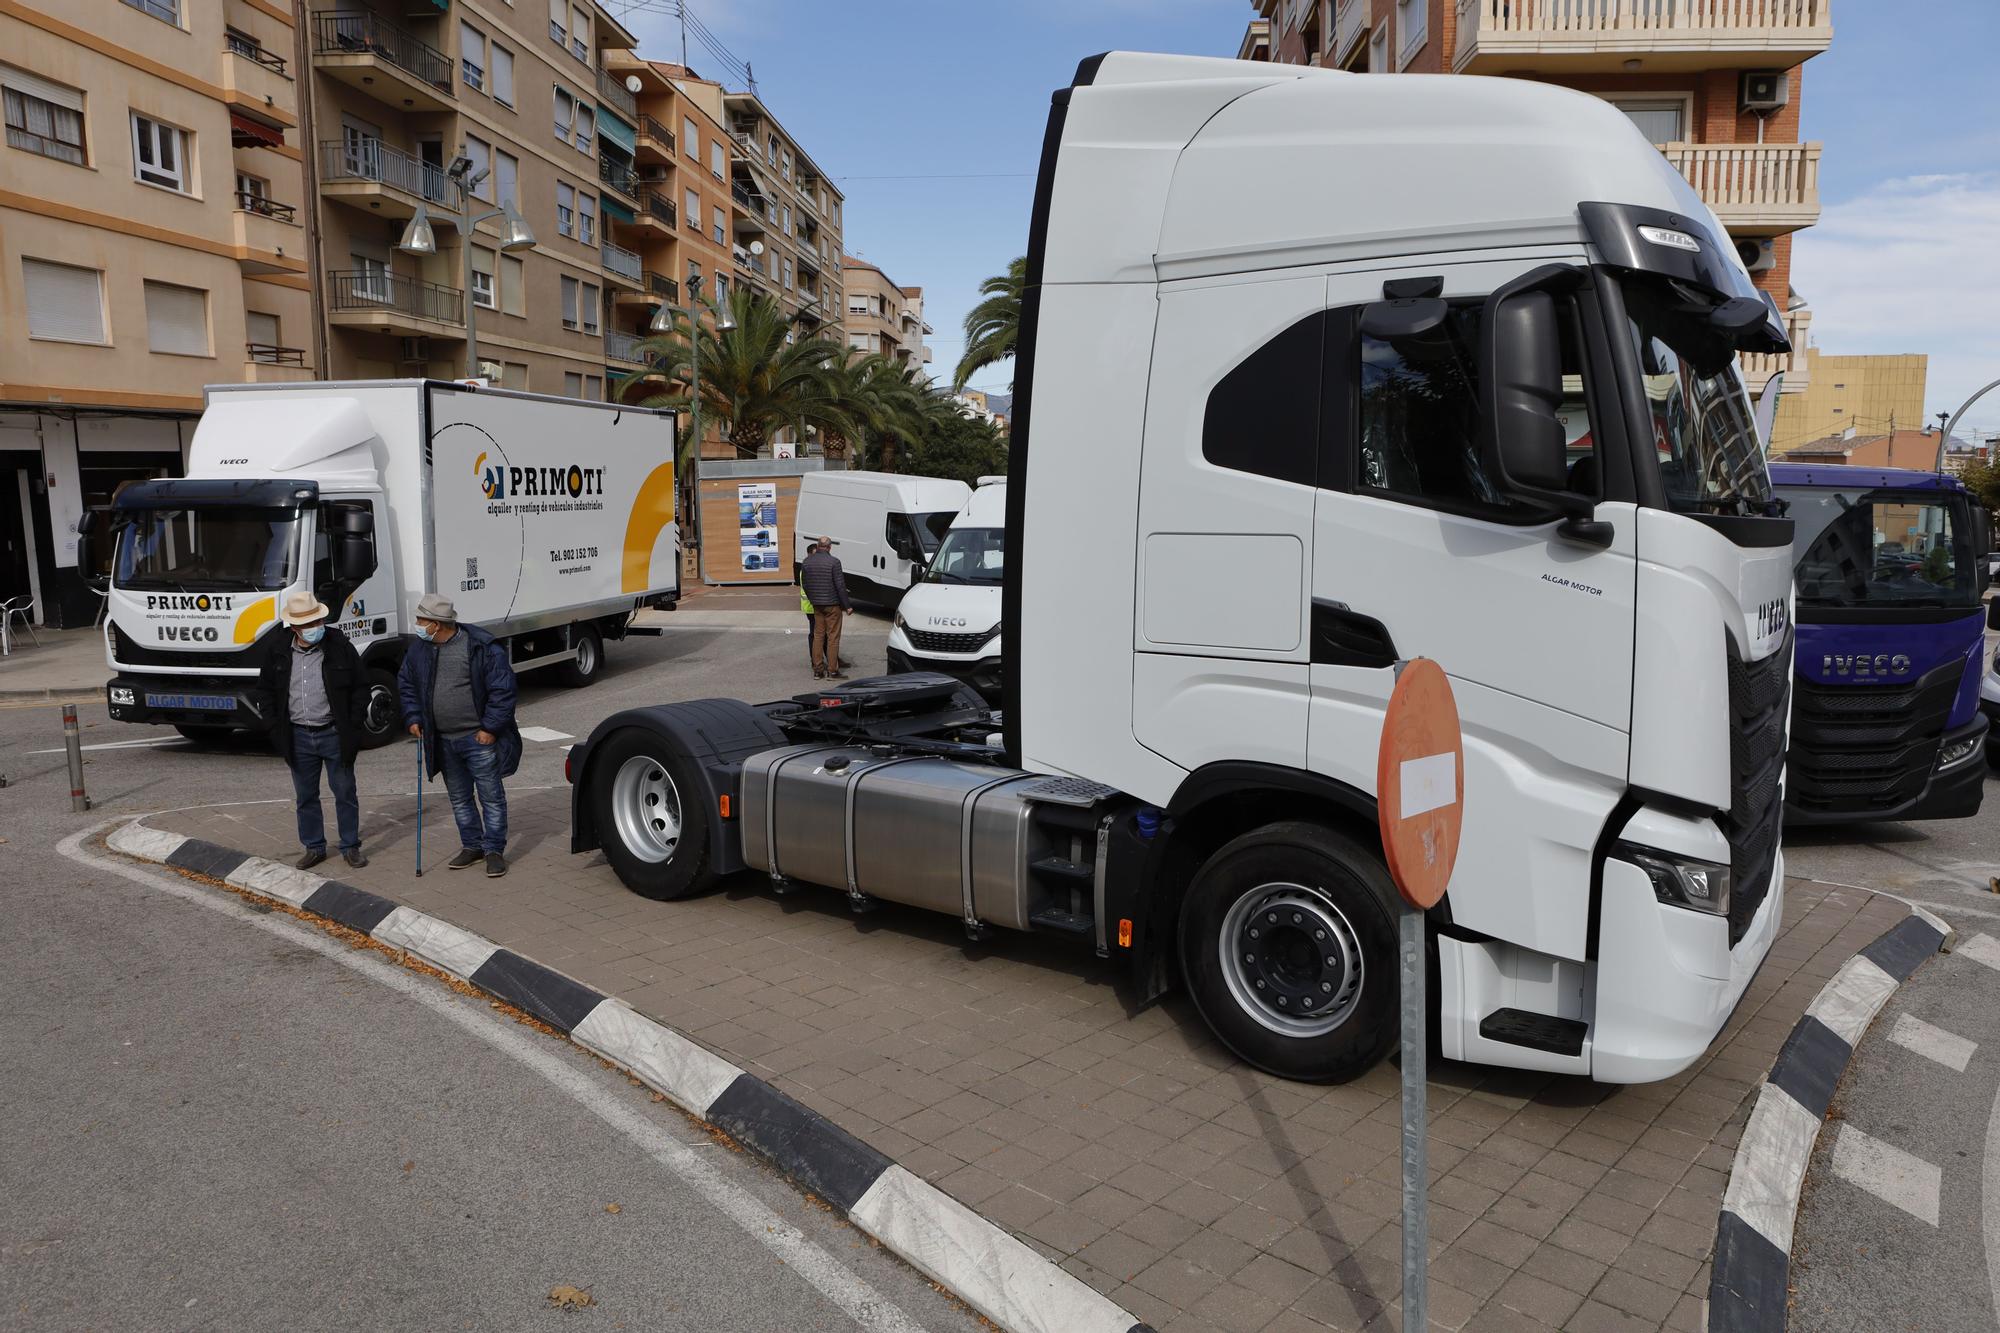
[107,823,189,862]
[1861,916,1947,982]
[371,905,501,980]
[468,948,609,1035]
[1708,1210,1788,1333]
[570,999,742,1119]
[1767,1017,1847,1120]
[1803,955,1897,1048]
[301,879,401,936]
[165,838,251,881]
[705,1073,896,1214]
[225,857,325,908]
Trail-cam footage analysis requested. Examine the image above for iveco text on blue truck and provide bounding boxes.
[1771,462,1994,823]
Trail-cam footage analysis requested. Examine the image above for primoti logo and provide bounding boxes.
[476,450,506,500]
[475,450,604,501]
[145,593,233,612]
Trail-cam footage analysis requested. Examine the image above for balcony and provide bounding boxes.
[601,239,642,285]
[597,154,638,202]
[1453,0,1832,74]
[1662,141,1821,233]
[319,139,455,219]
[633,188,677,234]
[1740,306,1811,398]
[595,67,637,121]
[221,35,298,128]
[1333,0,1369,64]
[635,115,675,163]
[612,269,674,305]
[605,330,647,365]
[244,343,314,383]
[233,191,305,274]
[326,268,465,337]
[311,10,454,113]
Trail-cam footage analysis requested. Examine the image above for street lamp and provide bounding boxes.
[647,280,736,583]
[397,148,535,381]
[1936,379,2000,473]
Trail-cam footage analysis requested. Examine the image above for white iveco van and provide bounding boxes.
[792,471,970,606]
[887,477,1006,699]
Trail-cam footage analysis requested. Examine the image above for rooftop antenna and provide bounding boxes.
[678,0,687,71]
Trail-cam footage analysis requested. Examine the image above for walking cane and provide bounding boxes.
[414,735,425,878]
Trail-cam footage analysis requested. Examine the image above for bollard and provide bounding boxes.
[62,703,88,812]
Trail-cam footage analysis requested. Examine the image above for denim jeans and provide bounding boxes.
[440,731,508,853]
[290,726,359,854]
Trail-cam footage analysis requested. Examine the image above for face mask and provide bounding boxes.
[299,626,326,645]
[417,623,437,642]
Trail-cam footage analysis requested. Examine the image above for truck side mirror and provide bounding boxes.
[324,502,374,536]
[1478,265,1611,548]
[74,511,100,583]
[331,532,376,583]
[1990,597,2000,632]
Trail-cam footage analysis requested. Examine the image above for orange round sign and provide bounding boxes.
[1376,658,1464,911]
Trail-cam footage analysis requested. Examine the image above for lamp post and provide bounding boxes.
[1936,379,2000,474]
[396,148,535,381]
[647,279,735,582]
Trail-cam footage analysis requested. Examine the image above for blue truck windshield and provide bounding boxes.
[1621,278,1770,517]
[1778,486,1980,613]
[114,507,299,592]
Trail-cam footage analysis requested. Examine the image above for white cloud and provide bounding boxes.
[1791,172,2000,432]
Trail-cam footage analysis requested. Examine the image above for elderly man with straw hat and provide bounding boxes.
[256,590,369,870]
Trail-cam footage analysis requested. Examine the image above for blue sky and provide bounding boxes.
[614,0,2000,433]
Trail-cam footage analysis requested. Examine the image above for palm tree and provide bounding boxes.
[833,355,949,472]
[951,255,1025,392]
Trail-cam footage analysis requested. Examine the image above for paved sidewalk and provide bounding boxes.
[0,626,107,700]
[143,789,1912,1333]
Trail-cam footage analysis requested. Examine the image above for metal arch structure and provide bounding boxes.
[1938,377,2000,473]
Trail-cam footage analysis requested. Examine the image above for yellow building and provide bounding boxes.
[1770,350,1928,456]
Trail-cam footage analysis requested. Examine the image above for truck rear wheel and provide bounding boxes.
[358,668,400,749]
[558,626,602,688]
[1178,821,1398,1083]
[588,728,713,900]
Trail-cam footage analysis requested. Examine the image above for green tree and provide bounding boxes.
[1958,457,2000,516]
[903,407,1008,486]
[827,354,941,472]
[951,255,1025,392]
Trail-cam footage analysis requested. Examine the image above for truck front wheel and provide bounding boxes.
[588,728,713,900]
[1178,821,1399,1083]
[358,669,400,749]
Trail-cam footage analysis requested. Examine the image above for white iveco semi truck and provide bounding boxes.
[566,54,1796,1084]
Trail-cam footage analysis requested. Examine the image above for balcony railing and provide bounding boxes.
[328,268,463,324]
[638,189,677,228]
[236,191,298,222]
[597,154,638,198]
[645,271,680,304]
[318,139,456,203]
[247,343,307,366]
[639,115,675,152]
[311,11,453,93]
[1454,0,1831,70]
[1662,140,1821,225]
[601,239,642,282]
[227,32,289,74]
[595,67,637,119]
[605,330,646,364]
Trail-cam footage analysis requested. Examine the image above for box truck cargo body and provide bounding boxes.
[93,381,679,743]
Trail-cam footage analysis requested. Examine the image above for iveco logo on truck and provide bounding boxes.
[928,616,969,627]
[1822,654,1913,678]
[146,593,233,612]
[159,625,220,642]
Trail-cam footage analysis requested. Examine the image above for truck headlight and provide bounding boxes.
[1616,843,1731,917]
[1938,736,1982,770]
[109,685,136,705]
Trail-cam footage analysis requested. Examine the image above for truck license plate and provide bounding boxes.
[145,693,237,711]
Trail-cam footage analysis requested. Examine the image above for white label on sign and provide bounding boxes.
[1399,752,1456,819]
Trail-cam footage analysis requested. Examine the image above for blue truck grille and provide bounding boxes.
[1788,658,1961,817]
[1722,635,1790,947]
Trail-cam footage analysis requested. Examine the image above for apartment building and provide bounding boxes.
[842,257,934,377]
[1241,0,1830,398]
[303,0,645,400]
[0,0,307,628]
[1770,350,1927,455]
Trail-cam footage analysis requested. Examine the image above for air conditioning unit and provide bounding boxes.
[1740,70,1788,114]
[398,336,430,362]
[1736,238,1776,273]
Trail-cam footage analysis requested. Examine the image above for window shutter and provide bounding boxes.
[2,65,84,112]
[22,258,105,343]
[548,0,565,29]
[561,275,577,325]
[501,254,525,316]
[246,311,279,346]
[492,46,514,105]
[470,245,494,279]
[144,280,208,355]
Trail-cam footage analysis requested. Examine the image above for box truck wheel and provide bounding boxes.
[1178,821,1398,1083]
[588,729,713,900]
[558,626,603,688]
[358,668,401,749]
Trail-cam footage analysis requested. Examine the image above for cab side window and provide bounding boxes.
[1200,311,1322,487]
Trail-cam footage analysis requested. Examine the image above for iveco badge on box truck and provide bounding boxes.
[90,381,679,745]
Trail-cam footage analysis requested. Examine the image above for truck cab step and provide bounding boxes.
[1028,906,1095,936]
[1029,855,1094,883]
[1478,1008,1587,1057]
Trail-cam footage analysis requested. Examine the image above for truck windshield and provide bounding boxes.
[1621,278,1770,516]
[1779,486,1981,612]
[114,507,299,592]
[926,527,1004,585]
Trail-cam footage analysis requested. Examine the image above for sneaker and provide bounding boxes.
[342,847,369,869]
[296,848,327,871]
[825,672,846,681]
[485,852,508,878]
[447,848,483,870]
[813,671,825,679]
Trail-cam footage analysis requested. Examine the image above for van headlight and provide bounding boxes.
[893,612,906,631]
[1615,843,1731,916]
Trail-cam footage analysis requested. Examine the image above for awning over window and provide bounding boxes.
[229,110,283,149]
[596,107,636,152]
[601,196,635,225]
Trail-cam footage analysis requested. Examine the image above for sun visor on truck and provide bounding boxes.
[112,478,319,510]
[1577,200,1791,355]
[187,394,384,486]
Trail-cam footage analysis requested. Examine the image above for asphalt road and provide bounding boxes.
[0,609,979,1333]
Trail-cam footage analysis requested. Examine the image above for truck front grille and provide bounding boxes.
[903,627,992,654]
[1788,659,1961,816]
[1722,634,1790,947]
[111,623,250,671]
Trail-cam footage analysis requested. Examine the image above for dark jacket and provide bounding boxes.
[258,625,367,766]
[397,623,522,780]
[800,550,851,612]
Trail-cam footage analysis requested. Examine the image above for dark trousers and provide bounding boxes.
[291,726,360,853]
[440,731,508,853]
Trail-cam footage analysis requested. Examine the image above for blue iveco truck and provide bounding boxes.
[1771,463,1995,823]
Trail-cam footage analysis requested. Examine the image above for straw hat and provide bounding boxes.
[279,591,330,626]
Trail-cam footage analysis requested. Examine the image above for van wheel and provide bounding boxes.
[358,668,400,749]
[558,627,602,688]
[588,728,712,900]
[1178,821,1399,1082]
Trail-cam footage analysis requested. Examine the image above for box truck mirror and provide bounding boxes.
[331,532,377,583]
[74,510,99,581]
[324,502,375,536]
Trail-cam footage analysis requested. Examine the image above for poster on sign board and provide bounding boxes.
[738,482,781,572]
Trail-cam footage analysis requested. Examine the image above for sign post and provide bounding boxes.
[1375,658,1463,1332]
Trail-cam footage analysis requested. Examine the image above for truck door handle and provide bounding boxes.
[1311,599,1398,669]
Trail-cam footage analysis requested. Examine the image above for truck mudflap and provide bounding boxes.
[105,674,268,730]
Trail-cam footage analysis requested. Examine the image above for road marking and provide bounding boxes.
[1960,934,2000,973]
[1832,1123,1941,1226]
[1890,1013,1978,1072]
[26,735,188,755]
[1984,1077,2000,1320]
[519,726,573,744]
[56,824,933,1333]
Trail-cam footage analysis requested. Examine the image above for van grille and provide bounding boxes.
[1722,634,1790,947]
[903,627,992,655]
[1788,659,1961,816]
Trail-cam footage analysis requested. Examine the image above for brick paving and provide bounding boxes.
[146,790,1907,1332]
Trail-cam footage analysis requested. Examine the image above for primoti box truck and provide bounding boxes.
[564,54,1797,1085]
[89,381,679,746]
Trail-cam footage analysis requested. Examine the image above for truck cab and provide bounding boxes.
[887,477,1005,700]
[1771,463,1992,821]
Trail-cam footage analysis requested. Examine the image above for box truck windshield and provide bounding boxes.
[114,506,301,593]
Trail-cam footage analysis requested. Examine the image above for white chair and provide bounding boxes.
[0,595,38,655]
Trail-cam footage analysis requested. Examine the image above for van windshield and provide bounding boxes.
[926,527,1004,585]
[114,506,299,591]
